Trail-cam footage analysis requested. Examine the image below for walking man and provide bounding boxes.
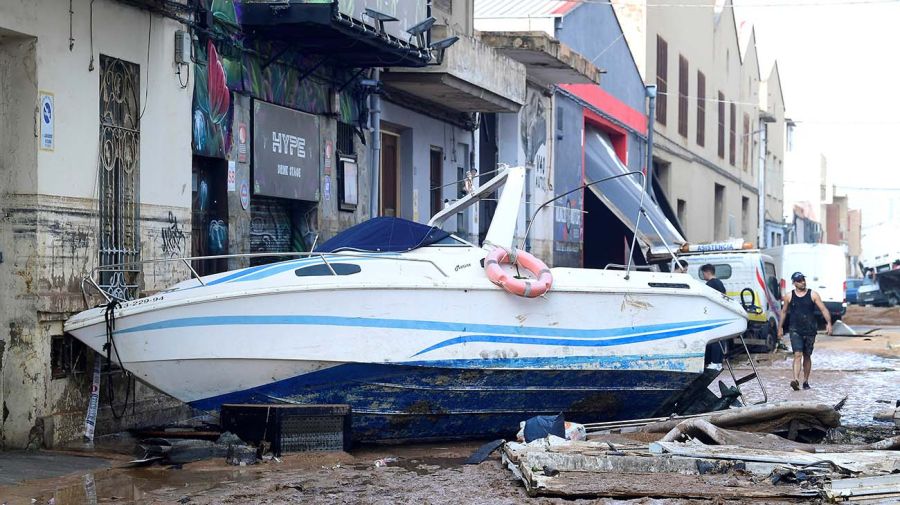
[777,271,832,390]
[700,264,726,294]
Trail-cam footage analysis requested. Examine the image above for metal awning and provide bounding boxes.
[584,128,685,252]
[237,1,431,68]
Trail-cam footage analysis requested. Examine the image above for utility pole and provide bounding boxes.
[645,84,657,194]
[758,113,776,248]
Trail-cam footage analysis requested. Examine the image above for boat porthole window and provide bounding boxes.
[295,263,362,277]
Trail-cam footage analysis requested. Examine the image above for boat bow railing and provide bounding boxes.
[78,251,450,307]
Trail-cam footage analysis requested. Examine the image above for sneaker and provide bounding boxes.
[790,380,800,391]
[803,382,811,390]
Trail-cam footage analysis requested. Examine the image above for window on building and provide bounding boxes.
[678,55,688,137]
[99,55,141,300]
[430,147,443,218]
[729,102,736,166]
[696,71,706,146]
[717,92,725,158]
[656,36,668,125]
[337,122,359,212]
[677,199,687,233]
[742,113,750,171]
[337,121,355,155]
[51,335,87,379]
[714,183,725,240]
[742,196,750,236]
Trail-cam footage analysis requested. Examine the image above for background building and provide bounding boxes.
[476,0,683,269]
[611,0,788,247]
[0,0,523,449]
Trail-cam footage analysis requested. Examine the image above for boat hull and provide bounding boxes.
[66,265,747,441]
[187,361,700,442]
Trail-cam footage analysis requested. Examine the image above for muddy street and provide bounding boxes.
[1,309,898,504]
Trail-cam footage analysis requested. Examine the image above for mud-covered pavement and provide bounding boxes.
[1,306,898,505]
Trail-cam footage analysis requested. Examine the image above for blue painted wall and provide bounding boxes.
[550,2,651,267]
[555,2,647,114]
[553,94,586,267]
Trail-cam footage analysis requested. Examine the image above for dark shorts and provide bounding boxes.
[790,331,816,355]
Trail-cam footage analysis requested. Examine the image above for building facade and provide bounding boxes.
[612,0,788,246]
[476,0,682,269]
[1,0,196,448]
[0,0,522,448]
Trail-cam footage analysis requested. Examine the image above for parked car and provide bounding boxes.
[845,278,864,304]
[764,243,847,323]
[858,277,895,307]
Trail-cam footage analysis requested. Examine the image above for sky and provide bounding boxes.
[730,0,900,227]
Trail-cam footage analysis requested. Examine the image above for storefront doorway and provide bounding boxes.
[380,132,400,217]
[191,156,229,276]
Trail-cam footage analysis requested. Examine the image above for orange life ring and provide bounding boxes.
[484,248,553,298]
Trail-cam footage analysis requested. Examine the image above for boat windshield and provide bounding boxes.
[316,216,451,253]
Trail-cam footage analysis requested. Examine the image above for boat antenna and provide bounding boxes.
[519,171,644,252]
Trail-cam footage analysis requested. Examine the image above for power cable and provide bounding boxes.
[138,12,152,121]
[561,0,900,7]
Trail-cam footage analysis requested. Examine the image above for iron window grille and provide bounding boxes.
[98,55,141,300]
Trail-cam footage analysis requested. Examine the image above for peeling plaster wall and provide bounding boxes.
[0,0,193,448]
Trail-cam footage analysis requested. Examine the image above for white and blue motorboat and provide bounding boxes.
[65,166,748,442]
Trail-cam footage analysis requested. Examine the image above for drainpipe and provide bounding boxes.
[757,117,768,248]
[370,68,382,219]
[525,162,532,253]
[644,84,657,194]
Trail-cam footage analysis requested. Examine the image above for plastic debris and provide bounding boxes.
[466,439,505,465]
[374,457,398,468]
[226,444,258,466]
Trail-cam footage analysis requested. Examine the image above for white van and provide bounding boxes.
[678,250,781,351]
[764,243,847,322]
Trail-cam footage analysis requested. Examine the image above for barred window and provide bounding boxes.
[99,55,141,300]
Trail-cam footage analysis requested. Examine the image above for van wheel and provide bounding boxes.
[889,296,899,307]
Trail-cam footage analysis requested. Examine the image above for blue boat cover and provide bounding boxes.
[317,217,451,253]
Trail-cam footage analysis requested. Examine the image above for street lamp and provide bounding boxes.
[758,111,776,249]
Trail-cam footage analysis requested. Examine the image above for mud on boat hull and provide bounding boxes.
[188,362,701,442]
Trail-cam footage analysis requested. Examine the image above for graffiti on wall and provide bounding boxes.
[552,100,584,266]
[192,0,366,159]
[208,220,228,255]
[250,201,293,255]
[193,40,233,158]
[554,199,582,253]
[160,211,187,257]
[520,88,551,192]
